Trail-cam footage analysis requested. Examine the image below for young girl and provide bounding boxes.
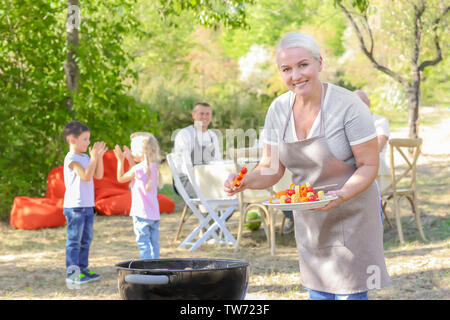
[114,132,162,260]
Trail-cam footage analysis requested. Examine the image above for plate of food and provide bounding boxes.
[262,182,338,211]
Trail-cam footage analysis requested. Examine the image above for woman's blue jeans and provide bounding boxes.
[132,216,160,259]
[63,207,94,271]
[307,288,369,300]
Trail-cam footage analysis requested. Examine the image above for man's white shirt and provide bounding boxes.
[173,125,222,163]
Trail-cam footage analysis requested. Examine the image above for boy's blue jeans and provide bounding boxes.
[63,207,94,272]
[132,216,160,259]
[307,288,369,300]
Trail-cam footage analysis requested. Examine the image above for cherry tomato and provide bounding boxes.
[240,167,248,174]
[285,197,292,203]
[308,195,316,202]
[306,186,314,192]
[236,175,243,181]
[286,189,295,196]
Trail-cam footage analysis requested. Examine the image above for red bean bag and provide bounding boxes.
[95,192,175,216]
[95,192,131,216]
[10,197,65,230]
[158,194,175,214]
[95,187,130,201]
[45,166,65,199]
[94,150,130,190]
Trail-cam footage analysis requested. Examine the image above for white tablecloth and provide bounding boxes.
[193,160,293,201]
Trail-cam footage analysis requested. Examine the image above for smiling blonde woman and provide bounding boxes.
[225,32,391,300]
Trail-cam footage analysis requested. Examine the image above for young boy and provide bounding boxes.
[62,121,107,285]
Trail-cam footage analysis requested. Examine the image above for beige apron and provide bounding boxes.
[279,83,390,294]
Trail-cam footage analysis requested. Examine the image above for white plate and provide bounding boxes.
[262,196,338,211]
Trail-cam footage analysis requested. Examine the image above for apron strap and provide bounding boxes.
[282,82,326,142]
[192,128,215,165]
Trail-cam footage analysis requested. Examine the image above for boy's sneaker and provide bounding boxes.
[81,269,101,282]
[66,270,90,286]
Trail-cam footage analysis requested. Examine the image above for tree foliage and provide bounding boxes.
[0,0,156,217]
[338,0,449,138]
[0,0,257,217]
[0,0,446,218]
[157,0,255,29]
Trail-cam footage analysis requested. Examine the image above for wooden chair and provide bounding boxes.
[380,138,427,243]
[174,204,190,241]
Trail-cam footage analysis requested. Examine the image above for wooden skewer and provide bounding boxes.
[313,184,338,190]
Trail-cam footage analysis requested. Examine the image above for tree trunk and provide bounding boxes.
[64,0,80,118]
[406,84,420,140]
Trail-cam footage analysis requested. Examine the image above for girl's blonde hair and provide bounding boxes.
[130,132,162,191]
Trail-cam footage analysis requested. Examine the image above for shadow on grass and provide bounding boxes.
[246,268,449,300]
[370,268,449,300]
[382,214,449,250]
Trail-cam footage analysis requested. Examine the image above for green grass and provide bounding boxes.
[158,183,183,203]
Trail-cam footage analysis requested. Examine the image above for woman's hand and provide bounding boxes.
[317,138,379,212]
[223,144,285,196]
[315,190,347,212]
[224,173,246,196]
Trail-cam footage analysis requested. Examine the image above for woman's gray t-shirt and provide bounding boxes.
[261,83,377,166]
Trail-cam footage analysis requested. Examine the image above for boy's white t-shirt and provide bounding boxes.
[63,152,95,208]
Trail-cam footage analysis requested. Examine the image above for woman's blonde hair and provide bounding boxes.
[276,32,322,66]
[130,132,162,191]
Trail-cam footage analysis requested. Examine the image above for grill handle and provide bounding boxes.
[125,274,170,285]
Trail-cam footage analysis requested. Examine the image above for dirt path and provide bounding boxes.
[0,108,448,300]
[391,107,450,164]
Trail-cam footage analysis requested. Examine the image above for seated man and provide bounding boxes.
[354,90,391,192]
[173,102,222,197]
[355,90,391,226]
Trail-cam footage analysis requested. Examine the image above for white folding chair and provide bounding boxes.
[167,152,240,251]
